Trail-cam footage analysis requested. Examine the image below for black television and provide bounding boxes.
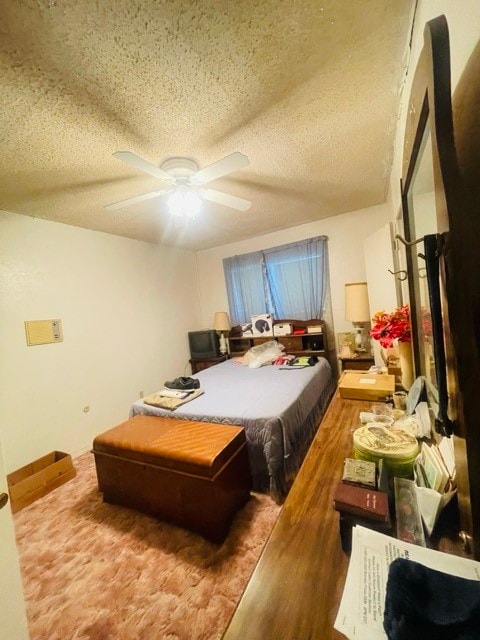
[188,330,220,359]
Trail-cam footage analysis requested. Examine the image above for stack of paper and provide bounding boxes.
[413,438,456,535]
[158,388,196,399]
[417,440,453,493]
[334,526,480,640]
[307,325,323,333]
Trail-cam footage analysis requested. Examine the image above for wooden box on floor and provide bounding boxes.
[7,451,77,513]
[92,415,251,543]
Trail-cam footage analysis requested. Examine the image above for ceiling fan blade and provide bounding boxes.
[105,188,171,211]
[202,188,252,212]
[113,151,175,185]
[191,152,250,185]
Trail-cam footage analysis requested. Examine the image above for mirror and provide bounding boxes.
[400,16,455,437]
[406,123,438,387]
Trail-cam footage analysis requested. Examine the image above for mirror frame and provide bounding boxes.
[401,15,455,435]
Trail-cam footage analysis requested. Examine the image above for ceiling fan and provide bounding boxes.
[105,151,252,218]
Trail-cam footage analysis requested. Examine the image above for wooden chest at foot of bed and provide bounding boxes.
[92,415,251,543]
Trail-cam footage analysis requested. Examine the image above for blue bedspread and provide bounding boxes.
[130,358,335,502]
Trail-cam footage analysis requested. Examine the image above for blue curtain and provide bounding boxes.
[264,237,328,320]
[223,236,329,324]
[223,251,269,325]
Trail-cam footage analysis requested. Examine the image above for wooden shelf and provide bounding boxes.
[228,320,327,359]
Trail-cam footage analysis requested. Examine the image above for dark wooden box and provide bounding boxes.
[92,415,251,543]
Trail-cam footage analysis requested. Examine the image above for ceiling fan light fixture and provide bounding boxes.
[167,188,202,220]
[107,150,251,214]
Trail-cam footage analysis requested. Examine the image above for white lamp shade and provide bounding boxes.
[213,311,231,332]
[345,282,371,322]
[168,189,202,219]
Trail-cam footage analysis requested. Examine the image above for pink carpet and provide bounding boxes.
[14,452,281,640]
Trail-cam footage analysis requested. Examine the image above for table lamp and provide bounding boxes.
[213,311,231,354]
[345,282,371,353]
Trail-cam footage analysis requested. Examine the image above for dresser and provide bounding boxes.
[339,354,374,372]
[222,391,368,639]
[223,390,465,639]
[189,354,228,374]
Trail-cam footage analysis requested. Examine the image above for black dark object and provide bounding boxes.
[384,558,480,640]
[254,319,270,333]
[165,377,200,390]
[424,234,453,436]
[188,329,220,359]
[339,513,392,554]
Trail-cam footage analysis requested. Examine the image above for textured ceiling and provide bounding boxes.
[1,0,414,251]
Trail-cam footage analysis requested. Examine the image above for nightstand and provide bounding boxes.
[190,354,228,374]
[339,354,374,372]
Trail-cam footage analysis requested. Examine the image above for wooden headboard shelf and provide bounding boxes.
[228,318,327,360]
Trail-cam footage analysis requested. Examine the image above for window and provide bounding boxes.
[223,236,329,325]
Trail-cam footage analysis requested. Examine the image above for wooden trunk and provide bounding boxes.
[93,415,251,543]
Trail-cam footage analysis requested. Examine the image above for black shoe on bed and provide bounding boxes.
[164,377,200,390]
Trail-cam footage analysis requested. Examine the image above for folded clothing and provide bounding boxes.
[165,376,200,390]
[384,557,480,640]
[143,388,204,411]
[273,355,295,365]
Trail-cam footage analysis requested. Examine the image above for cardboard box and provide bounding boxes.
[273,323,292,336]
[7,451,76,513]
[338,371,395,401]
[388,364,401,382]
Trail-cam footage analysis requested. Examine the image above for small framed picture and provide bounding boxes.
[337,332,355,354]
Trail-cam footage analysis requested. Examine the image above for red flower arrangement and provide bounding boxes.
[370,305,411,348]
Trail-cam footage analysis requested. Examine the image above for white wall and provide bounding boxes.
[389,0,480,213]
[0,211,201,472]
[195,203,390,342]
[364,223,400,365]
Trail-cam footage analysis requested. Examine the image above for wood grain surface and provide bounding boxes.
[223,391,372,640]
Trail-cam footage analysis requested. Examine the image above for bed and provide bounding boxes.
[130,358,335,502]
